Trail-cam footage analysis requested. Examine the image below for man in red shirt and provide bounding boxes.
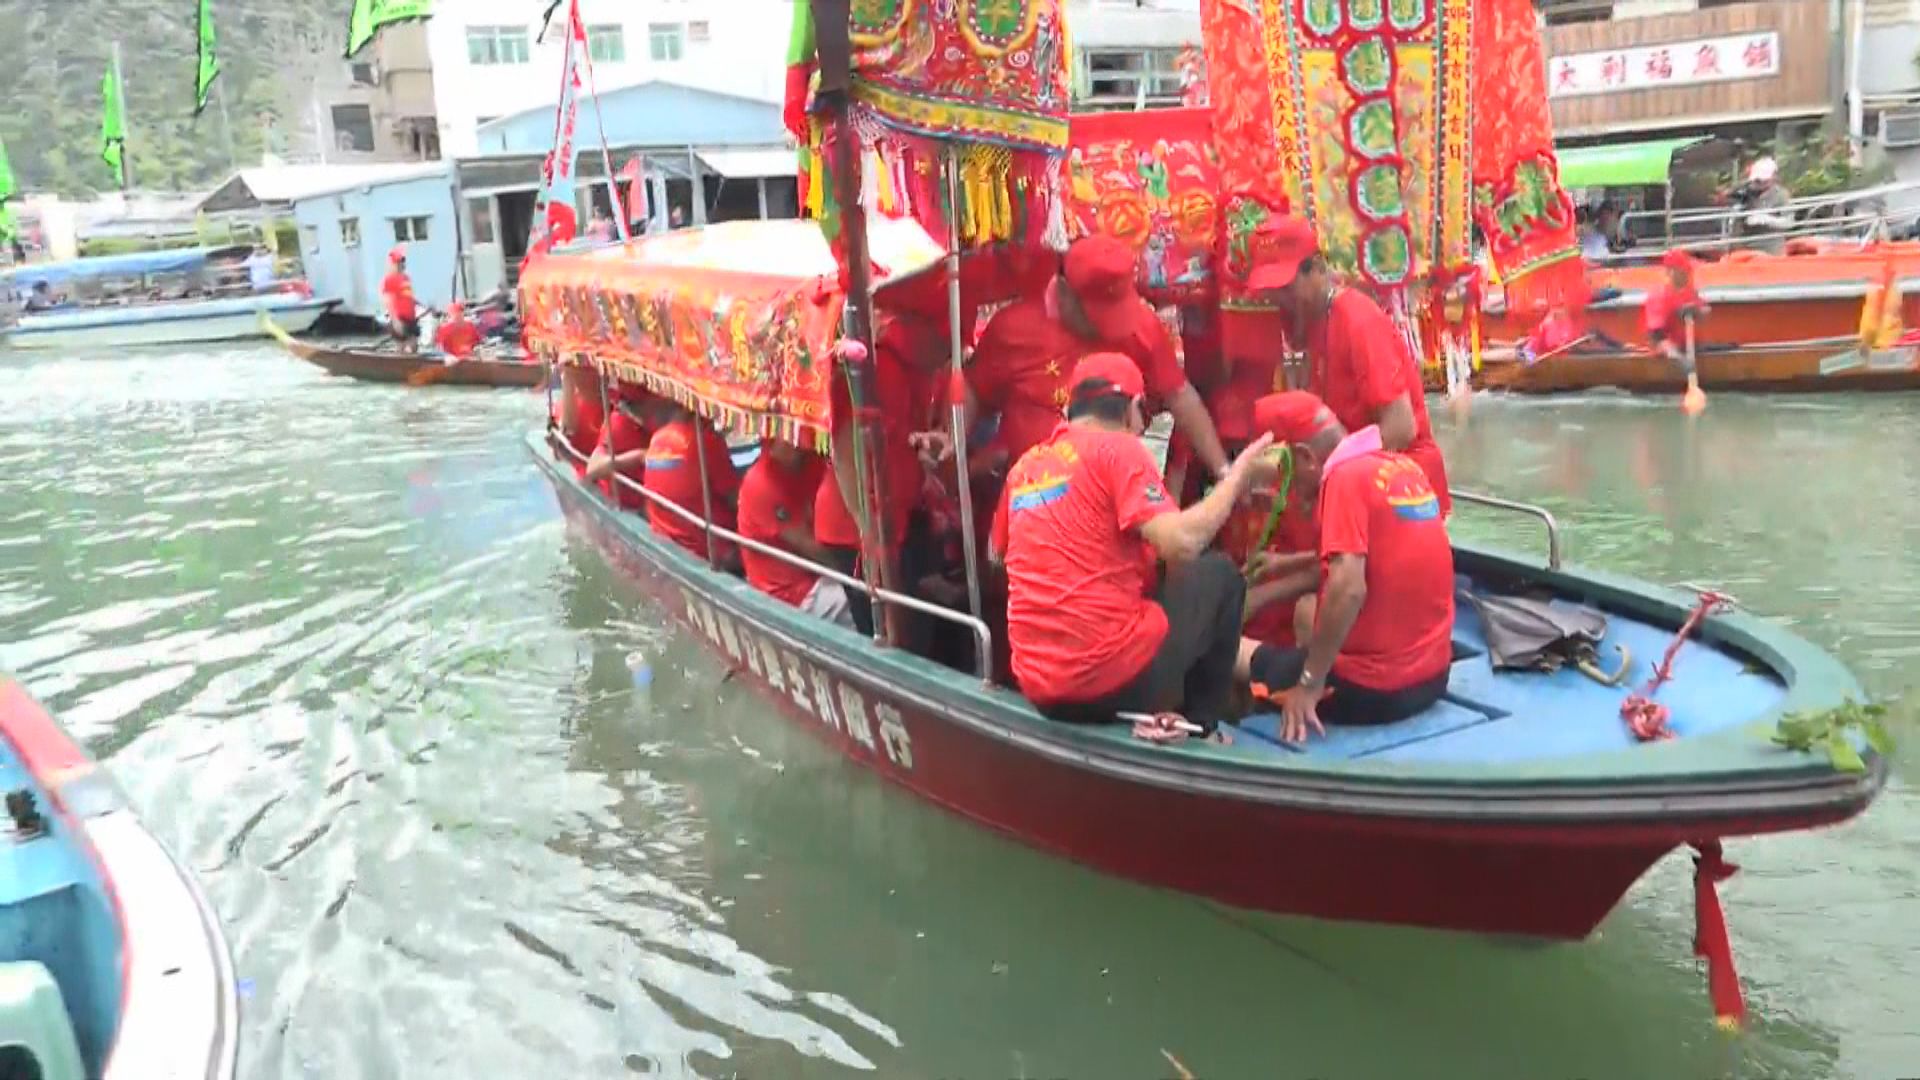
[962,235,1229,486]
[434,301,481,359]
[1244,391,1456,744]
[1645,248,1708,415]
[1249,217,1451,516]
[381,247,420,353]
[583,387,659,511]
[990,353,1278,734]
[551,364,604,480]
[643,406,740,568]
[741,441,852,626]
[816,313,942,636]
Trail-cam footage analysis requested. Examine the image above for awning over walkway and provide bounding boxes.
[697,148,798,180]
[1557,137,1708,189]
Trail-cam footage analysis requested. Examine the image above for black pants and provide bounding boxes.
[822,512,937,654]
[1044,552,1246,733]
[1247,647,1449,727]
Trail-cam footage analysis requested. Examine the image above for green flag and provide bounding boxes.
[0,137,15,247]
[195,0,220,115]
[346,0,432,59]
[101,59,126,181]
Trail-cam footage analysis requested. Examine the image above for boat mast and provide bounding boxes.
[810,0,894,645]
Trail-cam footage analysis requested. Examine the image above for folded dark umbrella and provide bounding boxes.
[1458,589,1630,685]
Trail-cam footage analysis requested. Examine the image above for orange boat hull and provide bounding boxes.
[1470,344,1920,395]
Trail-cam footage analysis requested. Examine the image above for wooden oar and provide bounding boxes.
[258,311,295,348]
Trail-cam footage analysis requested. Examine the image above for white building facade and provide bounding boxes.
[426,0,796,159]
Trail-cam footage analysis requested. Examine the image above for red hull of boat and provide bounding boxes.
[547,472,1859,941]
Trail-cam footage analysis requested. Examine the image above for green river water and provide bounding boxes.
[0,345,1914,1079]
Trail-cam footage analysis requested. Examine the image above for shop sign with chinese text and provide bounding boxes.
[1548,32,1779,98]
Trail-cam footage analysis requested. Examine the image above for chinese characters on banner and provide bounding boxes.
[1548,32,1779,98]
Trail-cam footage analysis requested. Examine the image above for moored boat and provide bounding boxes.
[1470,243,1920,395]
[266,318,543,389]
[0,679,238,1079]
[3,247,336,351]
[7,293,336,351]
[1473,338,1920,395]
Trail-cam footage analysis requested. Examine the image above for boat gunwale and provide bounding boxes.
[529,431,1886,833]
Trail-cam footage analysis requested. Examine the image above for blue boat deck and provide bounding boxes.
[1238,576,1787,764]
[0,743,121,1074]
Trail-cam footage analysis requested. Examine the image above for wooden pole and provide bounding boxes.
[111,42,131,191]
[811,0,893,645]
[943,148,983,628]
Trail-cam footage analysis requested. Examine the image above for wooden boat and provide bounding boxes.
[3,248,334,349]
[1466,242,1920,395]
[1473,339,1920,395]
[0,680,238,1079]
[519,215,1886,1031]
[266,317,543,389]
[532,428,1884,938]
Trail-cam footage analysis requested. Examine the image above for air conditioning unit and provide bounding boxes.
[1880,110,1920,149]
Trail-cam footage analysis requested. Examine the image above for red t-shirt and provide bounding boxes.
[1307,289,1451,516]
[1219,491,1317,646]
[643,419,738,558]
[815,343,937,549]
[1316,449,1455,691]
[381,271,417,322]
[738,455,825,606]
[435,319,480,358]
[1643,282,1702,343]
[969,293,1187,464]
[553,373,604,479]
[992,422,1176,705]
[596,407,651,511]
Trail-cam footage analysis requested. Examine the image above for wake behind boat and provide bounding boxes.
[0,680,238,1079]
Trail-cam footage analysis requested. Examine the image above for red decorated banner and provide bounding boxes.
[520,219,945,447]
[1065,108,1221,304]
[1470,0,1583,312]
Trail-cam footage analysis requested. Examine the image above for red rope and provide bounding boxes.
[1692,841,1746,1029]
[1619,591,1729,741]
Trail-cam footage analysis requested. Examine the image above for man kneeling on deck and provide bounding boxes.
[991,353,1278,734]
[1243,392,1455,744]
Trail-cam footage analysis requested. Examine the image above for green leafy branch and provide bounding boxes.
[1772,698,1896,774]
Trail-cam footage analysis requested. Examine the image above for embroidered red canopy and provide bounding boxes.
[519,219,945,447]
[1065,107,1222,305]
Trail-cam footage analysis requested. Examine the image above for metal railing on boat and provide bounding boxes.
[550,431,997,682]
[1452,490,1563,571]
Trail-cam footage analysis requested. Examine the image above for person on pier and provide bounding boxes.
[1239,392,1456,744]
[990,353,1278,736]
[1249,217,1451,516]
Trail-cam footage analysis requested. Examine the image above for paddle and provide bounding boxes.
[406,358,460,387]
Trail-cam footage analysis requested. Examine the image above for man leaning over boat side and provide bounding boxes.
[1240,392,1456,745]
[988,353,1281,736]
[1249,216,1451,516]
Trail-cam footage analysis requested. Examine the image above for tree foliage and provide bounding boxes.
[0,0,351,197]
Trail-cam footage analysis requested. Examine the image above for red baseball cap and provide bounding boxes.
[1063,235,1144,342]
[1244,216,1320,292]
[1068,351,1146,401]
[389,245,407,264]
[1253,391,1339,445]
[1660,248,1697,273]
